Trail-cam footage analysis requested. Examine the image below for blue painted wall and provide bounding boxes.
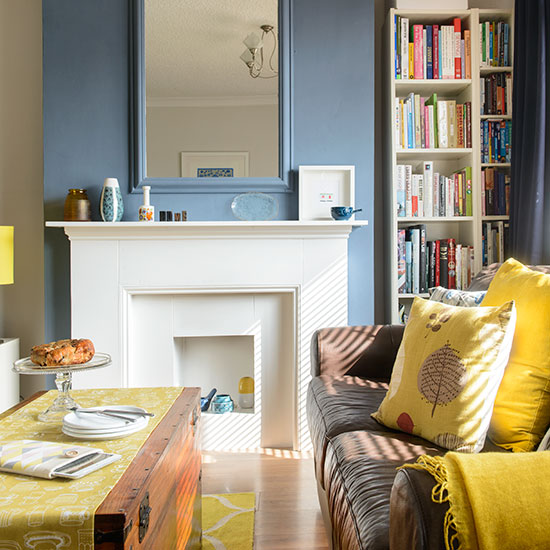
[43,0,374,341]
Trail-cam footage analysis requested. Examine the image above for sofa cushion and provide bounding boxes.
[323,430,445,550]
[307,375,389,488]
[482,259,550,451]
[428,286,486,307]
[372,297,516,452]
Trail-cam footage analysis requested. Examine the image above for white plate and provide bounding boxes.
[62,422,147,440]
[63,417,148,435]
[63,406,149,431]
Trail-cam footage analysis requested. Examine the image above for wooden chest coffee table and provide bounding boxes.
[4,387,202,550]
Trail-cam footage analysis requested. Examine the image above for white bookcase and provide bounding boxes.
[385,8,513,323]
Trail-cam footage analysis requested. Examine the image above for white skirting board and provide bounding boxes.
[0,338,19,412]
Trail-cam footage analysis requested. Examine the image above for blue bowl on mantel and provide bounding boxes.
[211,394,234,414]
[331,207,362,221]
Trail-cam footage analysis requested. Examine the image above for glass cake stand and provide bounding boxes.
[13,353,112,423]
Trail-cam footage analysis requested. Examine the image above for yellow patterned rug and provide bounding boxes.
[202,492,255,550]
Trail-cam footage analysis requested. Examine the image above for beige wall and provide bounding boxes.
[146,104,278,178]
[0,0,45,398]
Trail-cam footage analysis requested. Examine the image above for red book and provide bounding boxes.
[453,18,462,79]
[435,240,441,286]
[448,238,456,289]
[414,25,424,79]
[433,25,440,79]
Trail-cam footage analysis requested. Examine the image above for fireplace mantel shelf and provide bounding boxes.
[46,220,368,240]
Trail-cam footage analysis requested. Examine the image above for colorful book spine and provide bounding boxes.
[414,25,424,79]
[448,238,456,289]
[426,25,433,79]
[453,18,462,78]
[433,25,440,79]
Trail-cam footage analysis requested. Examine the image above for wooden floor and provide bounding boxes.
[202,449,330,549]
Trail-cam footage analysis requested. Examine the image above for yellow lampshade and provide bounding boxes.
[0,226,14,285]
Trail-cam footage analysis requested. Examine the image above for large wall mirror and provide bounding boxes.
[131,0,291,193]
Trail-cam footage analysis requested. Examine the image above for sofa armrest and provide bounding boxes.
[310,324,404,380]
[390,468,448,550]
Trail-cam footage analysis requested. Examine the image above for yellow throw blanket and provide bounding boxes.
[402,452,550,550]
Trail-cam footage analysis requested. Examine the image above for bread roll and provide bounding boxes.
[31,339,95,366]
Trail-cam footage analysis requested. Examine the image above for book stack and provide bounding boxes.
[394,17,471,79]
[398,227,475,293]
[397,163,472,218]
[483,221,509,265]
[479,20,511,67]
[481,168,510,216]
[481,120,512,163]
[395,93,472,149]
[480,73,512,115]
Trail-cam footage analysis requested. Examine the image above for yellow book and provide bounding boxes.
[409,42,414,79]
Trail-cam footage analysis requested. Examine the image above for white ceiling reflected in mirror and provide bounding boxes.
[144,0,279,180]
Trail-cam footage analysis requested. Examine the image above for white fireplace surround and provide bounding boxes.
[47,221,368,451]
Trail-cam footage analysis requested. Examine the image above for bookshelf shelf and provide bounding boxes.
[398,216,474,223]
[386,7,513,323]
[397,148,473,160]
[395,79,472,94]
[482,215,509,221]
[480,114,512,120]
[398,293,430,299]
[480,66,513,74]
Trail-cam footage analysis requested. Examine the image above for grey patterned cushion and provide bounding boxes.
[428,286,486,307]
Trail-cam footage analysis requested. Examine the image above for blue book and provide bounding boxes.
[405,240,412,293]
[398,230,407,293]
[407,94,415,148]
[489,23,493,65]
[426,25,433,79]
[507,121,512,162]
[500,123,506,162]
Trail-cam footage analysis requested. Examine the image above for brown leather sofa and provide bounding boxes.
[307,265,550,550]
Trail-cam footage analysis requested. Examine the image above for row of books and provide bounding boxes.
[396,93,472,149]
[479,21,511,67]
[483,221,509,265]
[398,227,475,293]
[481,119,512,163]
[394,17,471,80]
[397,164,472,218]
[481,168,510,216]
[480,73,512,116]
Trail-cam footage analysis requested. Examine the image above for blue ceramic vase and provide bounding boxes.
[100,178,124,222]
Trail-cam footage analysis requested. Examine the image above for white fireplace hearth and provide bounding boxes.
[47,221,368,451]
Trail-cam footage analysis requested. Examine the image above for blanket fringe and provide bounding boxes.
[399,456,461,550]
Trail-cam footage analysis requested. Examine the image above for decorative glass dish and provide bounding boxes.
[13,353,112,423]
[231,192,279,221]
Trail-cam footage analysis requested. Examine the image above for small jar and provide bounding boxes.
[64,189,91,221]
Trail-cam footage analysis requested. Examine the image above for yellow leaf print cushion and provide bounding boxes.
[482,259,550,451]
[372,297,516,452]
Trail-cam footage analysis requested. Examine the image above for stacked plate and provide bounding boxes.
[62,406,150,440]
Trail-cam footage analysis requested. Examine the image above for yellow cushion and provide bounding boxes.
[372,297,516,452]
[482,259,550,451]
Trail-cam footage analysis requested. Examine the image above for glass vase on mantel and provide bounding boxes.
[64,189,91,221]
[100,177,124,222]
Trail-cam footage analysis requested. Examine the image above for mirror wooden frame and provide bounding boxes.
[130,0,292,194]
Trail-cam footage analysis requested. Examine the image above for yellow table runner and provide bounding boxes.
[0,387,183,550]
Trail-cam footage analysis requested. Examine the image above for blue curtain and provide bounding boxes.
[510,0,550,264]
